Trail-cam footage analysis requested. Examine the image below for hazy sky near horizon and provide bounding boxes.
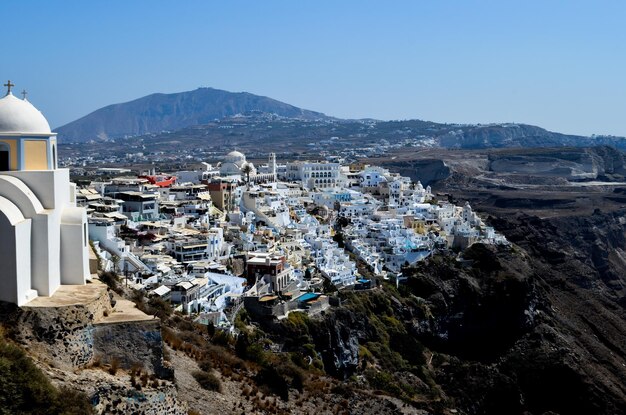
[1,0,624,136]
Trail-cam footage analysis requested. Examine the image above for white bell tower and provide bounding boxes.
[269,152,277,180]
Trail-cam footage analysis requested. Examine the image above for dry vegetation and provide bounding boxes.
[0,326,94,415]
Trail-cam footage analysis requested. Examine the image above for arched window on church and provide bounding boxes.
[0,142,10,171]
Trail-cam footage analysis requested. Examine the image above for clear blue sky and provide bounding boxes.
[1,0,624,136]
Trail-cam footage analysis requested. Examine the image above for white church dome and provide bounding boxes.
[220,150,249,176]
[227,150,245,158]
[225,150,246,164]
[0,93,51,134]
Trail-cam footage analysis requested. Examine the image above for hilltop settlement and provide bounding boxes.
[5,83,626,415]
[82,148,507,326]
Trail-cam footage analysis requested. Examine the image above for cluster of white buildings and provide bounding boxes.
[0,84,506,322]
[76,147,508,322]
[0,80,509,332]
[338,166,507,273]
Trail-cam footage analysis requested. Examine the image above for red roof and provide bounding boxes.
[139,175,176,187]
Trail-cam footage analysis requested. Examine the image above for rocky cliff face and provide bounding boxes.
[417,212,626,414]
[313,309,361,378]
[2,282,186,415]
[487,146,626,181]
[407,244,538,361]
[263,210,626,414]
[480,211,626,414]
[379,159,451,186]
[381,146,626,188]
[437,124,626,150]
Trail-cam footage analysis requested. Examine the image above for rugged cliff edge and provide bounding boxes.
[249,209,626,414]
[0,282,187,415]
[4,180,623,414]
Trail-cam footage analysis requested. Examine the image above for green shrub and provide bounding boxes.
[198,358,212,372]
[246,343,267,365]
[365,341,407,371]
[234,309,250,334]
[211,330,231,346]
[0,337,94,414]
[145,297,173,320]
[192,371,221,392]
[289,352,307,369]
[255,366,290,400]
[286,311,310,332]
[98,271,119,291]
[365,369,403,397]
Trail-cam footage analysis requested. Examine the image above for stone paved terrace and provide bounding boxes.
[24,277,153,324]
[97,292,155,324]
[23,281,108,308]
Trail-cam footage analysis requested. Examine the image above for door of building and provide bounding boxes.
[0,150,9,171]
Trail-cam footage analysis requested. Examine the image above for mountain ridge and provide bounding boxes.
[54,87,626,150]
[54,87,330,142]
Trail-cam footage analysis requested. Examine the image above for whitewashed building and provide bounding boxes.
[286,161,345,189]
[0,85,89,305]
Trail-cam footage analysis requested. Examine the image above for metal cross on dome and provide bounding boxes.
[4,80,14,95]
[21,89,27,99]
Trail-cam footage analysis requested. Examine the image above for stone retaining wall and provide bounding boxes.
[16,285,112,369]
[16,287,173,378]
[5,283,186,414]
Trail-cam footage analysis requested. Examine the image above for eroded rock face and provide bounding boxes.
[380,235,625,415]
[93,320,174,379]
[267,228,625,414]
[1,282,183,414]
[407,244,538,361]
[235,199,626,414]
[14,284,112,369]
[377,158,451,186]
[315,309,360,378]
[443,213,626,415]
[90,381,186,415]
[487,147,626,181]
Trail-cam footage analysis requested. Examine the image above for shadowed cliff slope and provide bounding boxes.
[254,210,626,414]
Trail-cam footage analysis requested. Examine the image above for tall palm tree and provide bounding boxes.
[241,163,253,189]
